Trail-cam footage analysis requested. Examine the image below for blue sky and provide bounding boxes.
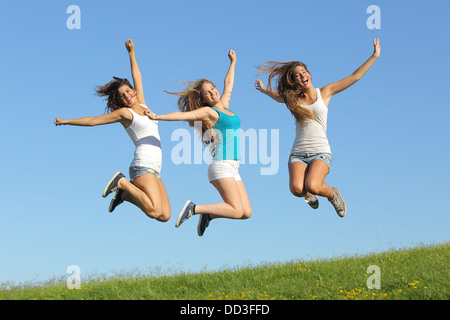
[0,0,449,285]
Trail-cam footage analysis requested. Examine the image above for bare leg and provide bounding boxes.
[305,160,347,217]
[157,178,171,220]
[304,160,334,200]
[289,162,313,199]
[194,178,252,220]
[118,175,171,222]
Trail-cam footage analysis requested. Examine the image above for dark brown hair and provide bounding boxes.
[95,77,133,113]
[257,61,316,123]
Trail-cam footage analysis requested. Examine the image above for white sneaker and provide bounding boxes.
[305,194,319,209]
[329,187,347,217]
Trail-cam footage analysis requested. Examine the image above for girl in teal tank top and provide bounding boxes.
[210,107,241,160]
[144,50,252,236]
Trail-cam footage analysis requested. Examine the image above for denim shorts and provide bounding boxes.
[288,152,333,170]
[129,166,161,181]
[208,159,242,182]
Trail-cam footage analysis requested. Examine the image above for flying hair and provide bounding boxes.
[95,77,134,113]
[164,79,218,149]
[256,61,316,123]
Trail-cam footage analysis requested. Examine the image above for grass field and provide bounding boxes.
[0,243,448,300]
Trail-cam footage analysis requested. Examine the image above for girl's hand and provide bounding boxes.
[54,118,65,126]
[143,109,157,120]
[228,49,236,63]
[125,39,135,53]
[373,38,380,58]
[254,79,267,92]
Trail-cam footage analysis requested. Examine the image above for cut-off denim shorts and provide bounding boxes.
[129,166,161,182]
[288,152,333,170]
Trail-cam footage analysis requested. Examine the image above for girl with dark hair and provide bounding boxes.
[144,50,252,236]
[255,39,381,217]
[54,40,170,222]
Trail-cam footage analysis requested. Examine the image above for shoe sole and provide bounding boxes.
[197,215,209,237]
[332,187,347,217]
[108,196,117,213]
[305,195,319,209]
[197,218,203,236]
[108,190,123,213]
[102,171,122,198]
[175,200,192,228]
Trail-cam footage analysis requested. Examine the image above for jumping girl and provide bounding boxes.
[54,40,170,222]
[144,50,252,236]
[255,39,381,217]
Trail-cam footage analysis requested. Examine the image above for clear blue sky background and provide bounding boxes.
[0,0,448,285]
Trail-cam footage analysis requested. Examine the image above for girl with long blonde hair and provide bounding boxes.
[144,50,252,236]
[255,39,381,217]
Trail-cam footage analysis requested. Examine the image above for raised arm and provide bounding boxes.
[125,39,146,105]
[220,50,236,108]
[254,79,285,103]
[54,108,130,127]
[321,39,381,102]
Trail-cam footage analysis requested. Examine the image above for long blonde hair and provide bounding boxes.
[257,61,316,123]
[165,79,217,147]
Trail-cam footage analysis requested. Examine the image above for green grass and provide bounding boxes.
[1,243,448,300]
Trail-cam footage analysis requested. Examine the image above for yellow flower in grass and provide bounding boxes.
[408,280,420,288]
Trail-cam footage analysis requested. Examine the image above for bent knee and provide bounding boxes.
[241,209,252,219]
[234,208,245,219]
[305,181,321,195]
[226,206,245,219]
[290,184,306,197]
[234,207,252,220]
[156,213,170,222]
[144,207,170,222]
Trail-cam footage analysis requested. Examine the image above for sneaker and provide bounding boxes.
[329,187,347,217]
[305,194,319,209]
[109,189,124,213]
[102,171,125,198]
[175,200,196,228]
[197,214,211,237]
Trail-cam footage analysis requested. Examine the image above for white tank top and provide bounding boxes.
[125,105,162,173]
[291,88,331,154]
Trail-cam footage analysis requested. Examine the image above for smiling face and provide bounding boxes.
[200,82,220,106]
[118,85,137,107]
[292,65,312,89]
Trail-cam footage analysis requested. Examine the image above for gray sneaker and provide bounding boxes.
[102,171,125,198]
[176,200,196,228]
[197,214,211,237]
[329,187,347,217]
[305,194,319,209]
[109,189,124,213]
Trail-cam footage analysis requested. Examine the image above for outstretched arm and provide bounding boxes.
[221,50,237,108]
[254,79,285,103]
[144,107,217,123]
[321,38,381,102]
[125,39,146,105]
[54,108,130,127]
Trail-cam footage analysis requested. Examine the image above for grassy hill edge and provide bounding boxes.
[1,242,448,300]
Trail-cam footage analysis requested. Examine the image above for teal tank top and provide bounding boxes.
[211,107,241,160]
